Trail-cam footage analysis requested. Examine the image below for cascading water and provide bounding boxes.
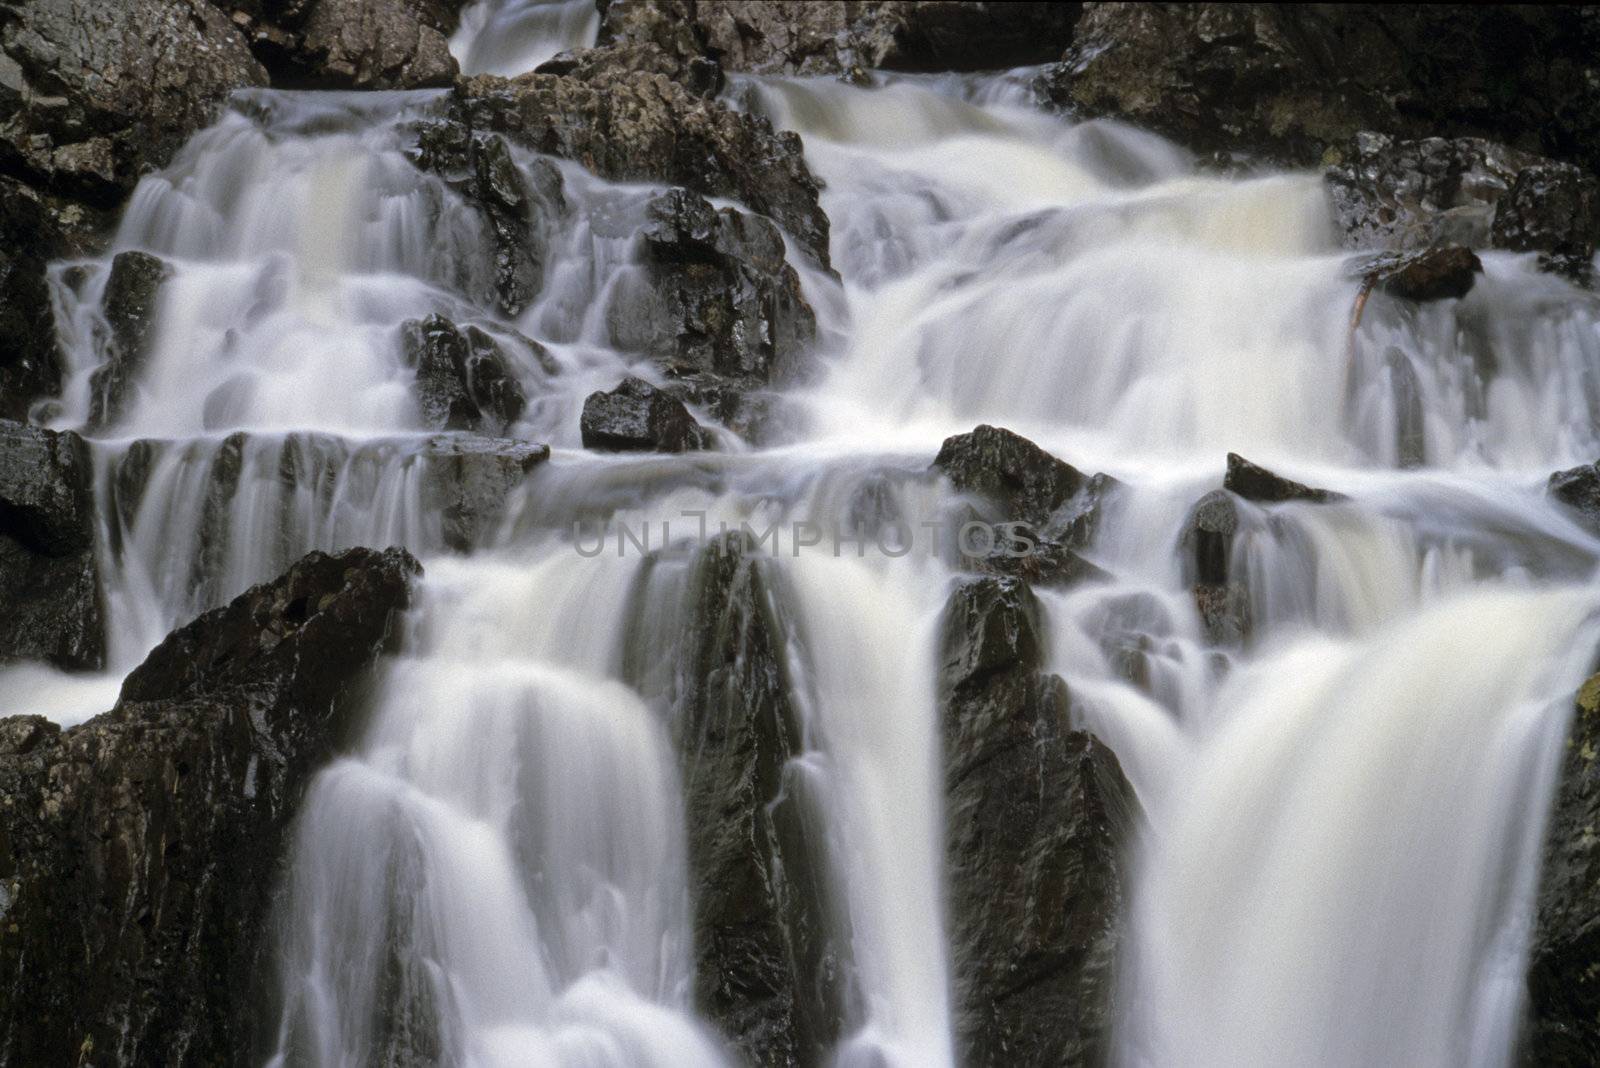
[14,4,1600,1065]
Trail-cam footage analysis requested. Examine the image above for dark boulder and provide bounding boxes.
[443,48,832,268]
[1326,133,1600,283]
[1177,488,1248,646]
[399,314,528,434]
[674,532,851,1064]
[417,432,549,552]
[539,37,724,98]
[1224,453,1341,504]
[0,420,103,669]
[1350,247,1483,304]
[1524,672,1600,1067]
[580,376,710,453]
[600,0,1083,80]
[88,250,173,429]
[1549,461,1600,536]
[0,178,67,420]
[934,424,1089,530]
[940,575,1138,1066]
[1040,5,1600,175]
[608,187,816,384]
[216,0,461,90]
[0,545,419,1067]
[0,0,267,203]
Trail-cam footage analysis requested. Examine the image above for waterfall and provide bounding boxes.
[13,6,1600,1066]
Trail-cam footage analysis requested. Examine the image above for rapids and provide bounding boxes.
[11,2,1600,1065]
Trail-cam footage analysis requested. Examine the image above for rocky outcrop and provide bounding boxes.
[217,0,462,90]
[0,178,66,420]
[0,545,419,1067]
[940,575,1137,1066]
[1040,5,1600,176]
[409,124,566,316]
[1549,461,1600,536]
[1524,672,1600,1067]
[0,420,103,669]
[0,0,267,203]
[599,0,1083,80]
[581,376,711,453]
[675,532,850,1064]
[400,314,528,434]
[417,432,548,551]
[1223,452,1340,504]
[1350,247,1483,304]
[86,250,172,429]
[438,47,833,268]
[1327,134,1600,283]
[609,187,816,385]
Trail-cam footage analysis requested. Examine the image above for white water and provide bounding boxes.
[8,9,1600,1066]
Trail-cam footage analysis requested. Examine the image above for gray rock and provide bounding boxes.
[1549,461,1600,536]
[88,250,173,429]
[1224,453,1341,504]
[399,314,529,434]
[417,432,549,551]
[580,376,710,453]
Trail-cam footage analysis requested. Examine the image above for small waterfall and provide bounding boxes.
[451,0,600,77]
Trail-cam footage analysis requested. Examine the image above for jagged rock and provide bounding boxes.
[1350,247,1483,303]
[0,178,66,420]
[441,48,833,268]
[580,376,710,453]
[675,532,850,1064]
[417,433,549,551]
[409,125,566,316]
[1524,672,1600,1067]
[1040,5,1600,175]
[940,575,1137,1066]
[88,250,173,429]
[0,545,419,1066]
[399,314,528,434]
[215,0,461,89]
[607,188,816,384]
[0,421,102,669]
[1549,461,1600,535]
[1178,488,1249,646]
[0,0,267,203]
[1224,453,1341,504]
[1326,133,1600,283]
[599,0,1083,80]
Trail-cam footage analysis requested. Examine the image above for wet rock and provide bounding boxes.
[934,424,1090,530]
[217,0,461,90]
[1326,133,1600,283]
[1350,247,1483,303]
[580,376,710,454]
[1224,453,1341,504]
[0,178,66,420]
[608,188,816,385]
[418,433,549,552]
[1524,672,1600,1067]
[940,575,1138,1066]
[0,420,103,670]
[88,250,173,429]
[444,49,833,268]
[399,314,528,434]
[676,532,851,1064]
[599,0,1083,79]
[1041,6,1600,175]
[0,545,419,1066]
[0,0,267,202]
[1178,488,1250,646]
[409,125,566,316]
[1548,461,1600,536]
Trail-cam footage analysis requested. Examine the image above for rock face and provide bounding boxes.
[0,420,103,669]
[399,314,528,434]
[217,0,462,90]
[599,0,1083,79]
[418,433,549,551]
[0,545,419,1067]
[1549,461,1600,535]
[1326,133,1600,282]
[1524,672,1600,1067]
[610,187,816,385]
[87,250,172,429]
[1041,5,1600,175]
[1223,452,1340,504]
[0,178,66,420]
[940,575,1138,1066]
[0,0,267,202]
[440,48,833,268]
[676,532,849,1064]
[1178,488,1249,646]
[581,376,711,453]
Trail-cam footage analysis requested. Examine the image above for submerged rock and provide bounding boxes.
[418,433,549,552]
[217,0,461,90]
[676,532,851,1064]
[1524,672,1600,1066]
[0,545,419,1066]
[88,250,173,429]
[399,314,528,434]
[0,421,103,669]
[1224,453,1342,504]
[580,376,710,453]
[940,575,1138,1066]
